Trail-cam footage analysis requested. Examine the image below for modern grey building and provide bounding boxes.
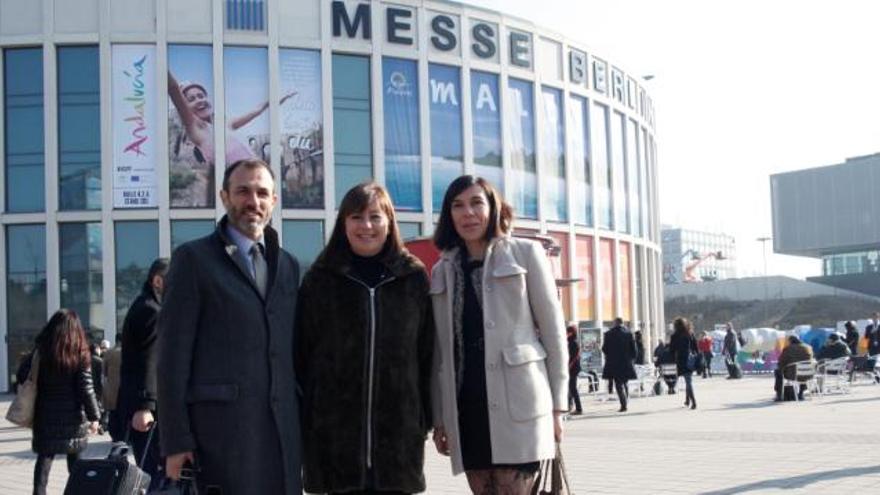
[0,0,664,390]
[661,227,737,285]
[771,153,880,297]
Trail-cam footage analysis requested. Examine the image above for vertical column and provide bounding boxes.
[212,0,225,222]
[156,0,171,257]
[43,0,60,316]
[0,50,6,386]
[267,0,281,232]
[319,0,335,240]
[370,1,385,185]
[99,0,116,336]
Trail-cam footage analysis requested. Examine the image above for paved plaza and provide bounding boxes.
[1,374,879,494]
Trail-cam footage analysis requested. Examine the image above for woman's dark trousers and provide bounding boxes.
[568,373,583,413]
[33,452,79,495]
[683,372,696,407]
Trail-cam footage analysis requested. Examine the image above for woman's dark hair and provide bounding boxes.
[142,257,170,293]
[36,309,91,374]
[672,317,693,337]
[318,182,404,264]
[434,175,513,251]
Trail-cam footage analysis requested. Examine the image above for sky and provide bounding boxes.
[463,0,880,279]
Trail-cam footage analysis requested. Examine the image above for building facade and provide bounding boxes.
[771,153,880,298]
[0,0,663,388]
[661,227,736,285]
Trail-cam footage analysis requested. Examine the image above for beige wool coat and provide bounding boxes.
[430,236,568,475]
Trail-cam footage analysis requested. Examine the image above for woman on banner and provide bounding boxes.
[296,182,434,494]
[167,70,295,166]
[429,175,567,495]
[29,309,101,495]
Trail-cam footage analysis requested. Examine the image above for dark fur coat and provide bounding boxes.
[296,248,434,493]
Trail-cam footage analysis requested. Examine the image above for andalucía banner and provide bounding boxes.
[112,44,158,208]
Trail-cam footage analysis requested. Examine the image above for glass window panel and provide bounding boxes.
[429,64,463,212]
[6,225,46,387]
[168,44,216,208]
[279,48,324,209]
[282,220,324,274]
[540,87,566,222]
[627,119,640,237]
[58,46,101,210]
[4,48,45,213]
[639,127,649,238]
[470,71,502,191]
[567,96,591,226]
[115,221,158,331]
[590,103,611,229]
[60,223,103,336]
[505,78,537,219]
[171,219,215,251]
[398,222,421,240]
[382,57,421,211]
[332,54,373,205]
[611,112,628,233]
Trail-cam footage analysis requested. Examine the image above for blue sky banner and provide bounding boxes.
[383,57,421,211]
[429,64,463,212]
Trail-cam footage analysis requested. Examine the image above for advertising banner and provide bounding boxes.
[619,241,632,322]
[279,48,324,208]
[575,235,594,321]
[168,44,215,208]
[470,71,502,190]
[383,57,421,210]
[224,47,270,168]
[429,63,463,211]
[599,238,615,320]
[112,45,157,208]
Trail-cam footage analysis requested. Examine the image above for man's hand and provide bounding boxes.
[432,425,450,456]
[131,409,155,433]
[166,451,195,481]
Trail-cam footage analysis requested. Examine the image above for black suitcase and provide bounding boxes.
[729,363,743,379]
[64,442,151,495]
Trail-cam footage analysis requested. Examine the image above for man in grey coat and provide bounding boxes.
[157,159,302,494]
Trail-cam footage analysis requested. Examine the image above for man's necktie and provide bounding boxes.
[250,244,268,298]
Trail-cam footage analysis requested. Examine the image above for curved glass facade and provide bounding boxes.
[0,0,662,388]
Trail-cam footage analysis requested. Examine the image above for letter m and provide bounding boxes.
[430,80,459,106]
[332,1,371,40]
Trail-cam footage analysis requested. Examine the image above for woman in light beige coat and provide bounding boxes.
[430,175,568,494]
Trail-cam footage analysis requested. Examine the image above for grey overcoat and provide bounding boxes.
[430,236,567,475]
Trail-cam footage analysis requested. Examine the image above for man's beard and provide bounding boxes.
[230,206,267,235]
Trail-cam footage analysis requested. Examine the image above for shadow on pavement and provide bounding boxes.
[815,395,880,406]
[716,400,779,411]
[699,464,880,495]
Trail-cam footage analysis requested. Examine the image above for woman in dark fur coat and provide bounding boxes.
[29,309,100,495]
[296,182,434,494]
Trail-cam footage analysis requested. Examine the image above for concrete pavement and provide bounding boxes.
[1,374,879,493]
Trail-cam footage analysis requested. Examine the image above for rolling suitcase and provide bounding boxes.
[64,430,153,495]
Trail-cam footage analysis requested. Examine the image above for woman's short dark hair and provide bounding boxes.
[672,317,692,337]
[318,182,404,264]
[433,175,513,251]
[37,309,91,374]
[142,257,170,292]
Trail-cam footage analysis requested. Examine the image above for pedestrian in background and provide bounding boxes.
[722,322,741,379]
[698,332,714,378]
[101,335,122,440]
[430,175,567,495]
[30,309,101,495]
[602,317,637,412]
[296,182,434,494]
[844,320,860,355]
[670,317,699,410]
[567,324,583,415]
[119,257,168,489]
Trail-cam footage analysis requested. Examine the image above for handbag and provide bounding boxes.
[686,350,704,372]
[531,443,573,495]
[6,350,40,428]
